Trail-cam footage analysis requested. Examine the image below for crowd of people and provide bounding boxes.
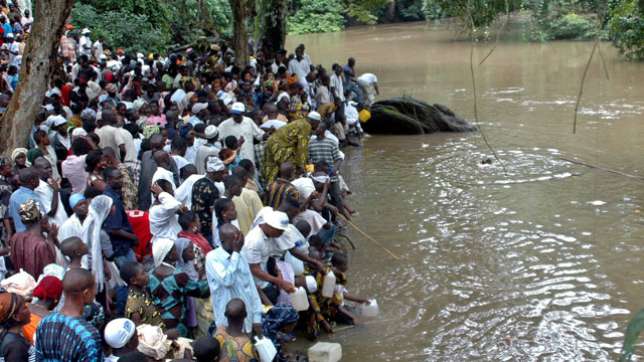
[0,4,383,361]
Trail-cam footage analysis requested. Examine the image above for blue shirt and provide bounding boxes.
[35,313,103,362]
[205,247,263,333]
[2,23,12,37]
[8,187,42,232]
[103,187,134,257]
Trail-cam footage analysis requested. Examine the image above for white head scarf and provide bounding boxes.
[137,324,171,360]
[174,238,197,279]
[206,156,225,173]
[152,238,175,268]
[81,195,113,292]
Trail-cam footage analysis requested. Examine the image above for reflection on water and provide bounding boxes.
[288,22,644,361]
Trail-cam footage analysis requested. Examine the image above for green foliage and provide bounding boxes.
[423,0,447,20]
[287,0,345,34]
[548,12,599,39]
[71,3,170,53]
[346,0,389,24]
[608,0,644,60]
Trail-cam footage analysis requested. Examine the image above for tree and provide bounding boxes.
[230,0,251,67]
[0,0,75,154]
[257,0,289,54]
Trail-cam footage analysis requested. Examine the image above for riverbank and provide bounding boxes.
[289,22,644,360]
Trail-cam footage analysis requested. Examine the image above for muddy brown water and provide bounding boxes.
[287,22,644,361]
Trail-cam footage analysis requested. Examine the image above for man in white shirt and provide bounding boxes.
[92,38,104,62]
[218,102,265,165]
[78,28,92,57]
[330,64,345,102]
[287,44,312,90]
[149,181,184,244]
[195,125,221,175]
[241,209,296,294]
[33,157,68,227]
[174,165,203,209]
[206,223,263,334]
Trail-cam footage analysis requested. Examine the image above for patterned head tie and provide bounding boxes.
[19,199,41,223]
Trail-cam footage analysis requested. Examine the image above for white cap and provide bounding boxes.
[71,127,88,138]
[104,318,136,349]
[307,111,321,122]
[206,156,225,172]
[230,102,246,114]
[204,125,219,139]
[264,210,289,231]
[48,115,67,128]
[5,33,13,39]
[81,28,91,34]
[191,102,208,114]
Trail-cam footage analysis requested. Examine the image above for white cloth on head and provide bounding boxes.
[291,177,316,199]
[294,209,328,236]
[174,237,198,280]
[80,195,113,292]
[151,167,177,194]
[137,324,171,360]
[152,238,175,268]
[260,119,287,130]
[206,156,225,173]
[0,270,36,297]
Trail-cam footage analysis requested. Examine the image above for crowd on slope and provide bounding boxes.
[0,7,383,362]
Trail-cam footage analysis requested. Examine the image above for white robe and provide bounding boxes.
[58,214,83,241]
[35,180,68,227]
[174,174,204,209]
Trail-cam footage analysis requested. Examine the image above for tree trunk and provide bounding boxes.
[0,0,74,155]
[386,0,396,22]
[230,0,250,68]
[258,0,288,55]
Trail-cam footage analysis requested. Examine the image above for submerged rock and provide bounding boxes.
[364,96,478,135]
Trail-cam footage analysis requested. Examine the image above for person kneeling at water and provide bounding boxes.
[214,298,258,361]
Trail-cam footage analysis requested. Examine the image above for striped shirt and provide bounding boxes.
[308,137,341,181]
[35,313,103,362]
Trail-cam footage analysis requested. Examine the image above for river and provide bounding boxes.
[287,22,644,361]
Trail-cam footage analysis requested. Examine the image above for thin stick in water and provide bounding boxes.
[572,39,599,134]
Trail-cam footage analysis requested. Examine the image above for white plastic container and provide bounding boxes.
[305,275,318,293]
[321,271,336,298]
[285,251,305,275]
[361,299,379,318]
[254,336,277,362]
[290,287,310,311]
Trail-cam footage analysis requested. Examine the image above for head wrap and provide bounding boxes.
[81,195,113,292]
[137,324,171,360]
[69,193,86,209]
[11,148,29,165]
[174,238,197,279]
[0,293,18,324]
[19,199,41,223]
[104,318,137,349]
[153,238,175,268]
[38,264,65,283]
[311,174,330,184]
[206,156,225,173]
[0,270,36,297]
[32,275,63,302]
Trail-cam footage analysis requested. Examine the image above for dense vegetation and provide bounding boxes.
[70,0,643,60]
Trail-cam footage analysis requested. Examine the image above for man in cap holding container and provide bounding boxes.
[242,208,296,296]
[195,125,221,175]
[218,102,266,165]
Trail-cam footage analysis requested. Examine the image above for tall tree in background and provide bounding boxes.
[0,0,75,154]
[257,0,289,54]
[230,0,251,67]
